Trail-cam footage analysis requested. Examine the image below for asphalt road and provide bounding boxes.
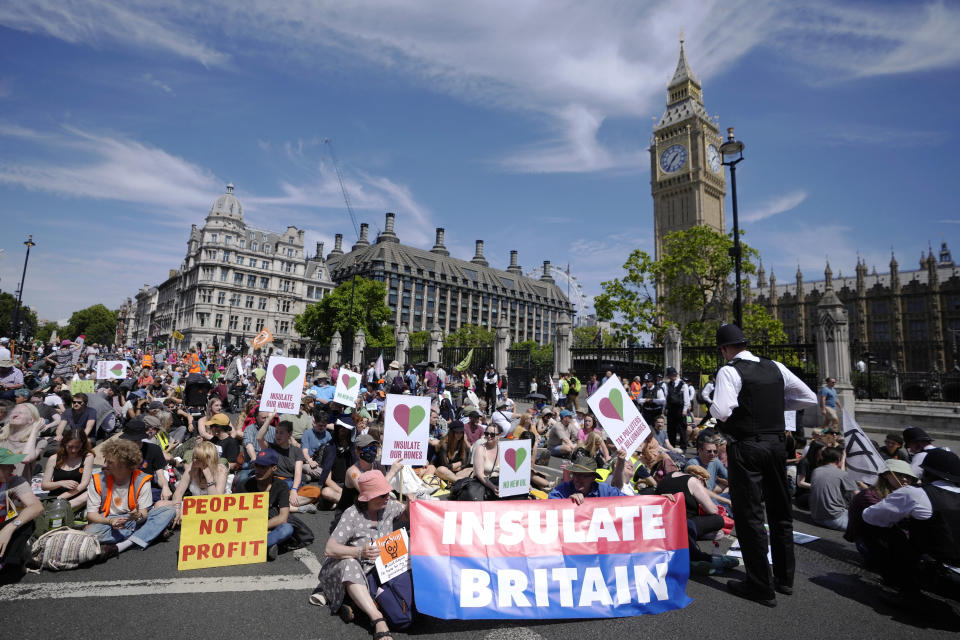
[3,501,958,640]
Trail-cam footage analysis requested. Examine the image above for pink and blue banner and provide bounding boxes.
[410,496,692,619]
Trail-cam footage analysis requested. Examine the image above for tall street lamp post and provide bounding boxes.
[12,235,36,341]
[720,128,745,328]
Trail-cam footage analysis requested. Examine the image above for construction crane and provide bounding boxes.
[324,138,360,241]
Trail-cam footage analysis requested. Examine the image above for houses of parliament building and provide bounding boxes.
[650,42,958,373]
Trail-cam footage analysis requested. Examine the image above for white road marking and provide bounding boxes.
[0,550,322,602]
[485,628,547,640]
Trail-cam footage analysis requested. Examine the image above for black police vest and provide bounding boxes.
[722,358,785,439]
[642,386,658,402]
[910,484,960,563]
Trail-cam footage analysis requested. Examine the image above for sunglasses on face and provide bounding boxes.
[485,431,498,437]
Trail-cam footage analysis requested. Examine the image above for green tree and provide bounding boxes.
[593,250,659,345]
[742,303,788,346]
[0,291,38,339]
[36,321,59,344]
[409,330,431,349]
[443,323,494,347]
[594,225,773,346]
[294,277,392,345]
[64,304,117,345]
[572,325,618,348]
[513,339,554,371]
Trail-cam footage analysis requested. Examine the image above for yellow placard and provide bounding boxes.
[177,492,269,570]
[70,379,95,395]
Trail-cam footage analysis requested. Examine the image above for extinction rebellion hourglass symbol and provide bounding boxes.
[384,537,400,560]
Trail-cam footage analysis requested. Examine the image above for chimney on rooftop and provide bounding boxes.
[431,228,450,256]
[378,212,399,243]
[315,242,324,259]
[507,250,522,274]
[540,260,555,283]
[471,240,489,267]
[353,223,370,251]
[329,234,344,258]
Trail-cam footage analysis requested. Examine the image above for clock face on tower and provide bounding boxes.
[659,144,687,173]
[707,144,721,173]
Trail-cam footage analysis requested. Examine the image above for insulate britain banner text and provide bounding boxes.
[410,496,692,619]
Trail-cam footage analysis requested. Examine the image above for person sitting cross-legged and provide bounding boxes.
[84,439,177,560]
[240,448,293,560]
[548,447,627,504]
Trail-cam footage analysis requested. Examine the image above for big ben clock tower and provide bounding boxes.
[650,40,726,262]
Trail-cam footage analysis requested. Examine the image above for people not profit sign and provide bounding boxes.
[381,394,431,465]
[410,497,691,620]
[333,369,361,406]
[259,356,307,415]
[498,440,532,498]
[586,374,650,457]
[96,360,128,380]
[178,492,269,570]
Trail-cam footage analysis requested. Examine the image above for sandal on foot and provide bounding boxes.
[370,618,393,640]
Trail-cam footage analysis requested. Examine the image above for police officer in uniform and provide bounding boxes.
[709,324,817,606]
[639,373,664,428]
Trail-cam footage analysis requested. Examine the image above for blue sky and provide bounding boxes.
[1,0,958,323]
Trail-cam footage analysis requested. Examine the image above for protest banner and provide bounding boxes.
[259,356,308,415]
[96,360,128,380]
[586,375,650,457]
[374,528,410,583]
[333,368,362,407]
[411,497,691,620]
[70,379,95,395]
[498,440,532,498]
[841,407,885,485]
[251,328,274,350]
[549,377,559,403]
[178,492,268,570]
[784,411,796,432]
[382,394,431,465]
[466,389,480,408]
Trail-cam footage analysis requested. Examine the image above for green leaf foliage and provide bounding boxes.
[443,323,494,347]
[0,291,38,339]
[294,277,392,345]
[64,304,117,345]
[572,325,618,348]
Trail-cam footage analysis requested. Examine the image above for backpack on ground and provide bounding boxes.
[366,567,415,630]
[30,527,101,571]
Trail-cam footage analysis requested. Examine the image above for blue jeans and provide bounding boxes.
[268,522,294,548]
[815,511,848,532]
[85,505,176,549]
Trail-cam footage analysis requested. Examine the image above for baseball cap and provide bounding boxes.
[336,415,356,430]
[147,400,165,411]
[254,448,280,466]
[208,413,231,427]
[355,434,376,448]
[559,410,575,418]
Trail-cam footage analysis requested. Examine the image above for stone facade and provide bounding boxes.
[750,243,960,372]
[325,213,572,345]
[126,184,335,352]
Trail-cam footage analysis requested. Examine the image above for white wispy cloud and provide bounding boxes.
[141,73,174,95]
[0,0,228,67]
[2,0,958,179]
[742,190,808,223]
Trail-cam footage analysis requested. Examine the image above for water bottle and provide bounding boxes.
[46,497,74,530]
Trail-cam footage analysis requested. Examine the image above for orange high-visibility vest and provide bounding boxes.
[187,352,201,374]
[92,470,152,517]
[629,381,643,401]
[142,354,153,368]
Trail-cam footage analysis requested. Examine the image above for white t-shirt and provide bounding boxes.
[86,472,153,516]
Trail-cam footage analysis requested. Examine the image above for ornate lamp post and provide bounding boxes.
[12,235,36,341]
[720,128,745,328]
